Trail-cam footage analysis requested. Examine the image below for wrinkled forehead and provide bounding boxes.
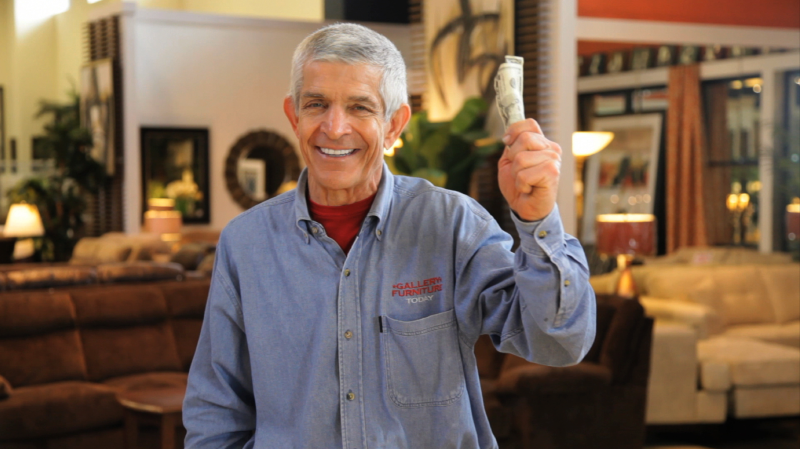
[300,60,385,107]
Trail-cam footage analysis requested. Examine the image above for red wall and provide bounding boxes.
[579,0,800,29]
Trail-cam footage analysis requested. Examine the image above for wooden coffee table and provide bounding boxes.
[117,386,186,449]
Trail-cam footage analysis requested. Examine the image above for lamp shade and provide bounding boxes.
[143,210,182,234]
[596,213,656,256]
[3,203,45,238]
[787,203,800,240]
[147,198,176,211]
[572,132,614,157]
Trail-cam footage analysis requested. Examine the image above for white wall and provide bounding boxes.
[132,9,411,230]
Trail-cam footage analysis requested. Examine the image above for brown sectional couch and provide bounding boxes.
[0,272,210,448]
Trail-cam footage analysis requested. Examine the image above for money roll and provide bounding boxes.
[494,55,525,130]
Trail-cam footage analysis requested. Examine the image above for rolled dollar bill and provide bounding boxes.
[494,55,525,130]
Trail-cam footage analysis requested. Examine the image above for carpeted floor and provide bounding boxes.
[133,417,800,448]
[645,417,800,449]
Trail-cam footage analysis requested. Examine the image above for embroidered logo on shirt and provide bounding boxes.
[392,277,442,304]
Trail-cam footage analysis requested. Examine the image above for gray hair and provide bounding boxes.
[290,23,407,121]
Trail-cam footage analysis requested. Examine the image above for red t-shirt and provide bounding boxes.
[308,193,377,254]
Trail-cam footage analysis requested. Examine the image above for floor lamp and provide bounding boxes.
[573,131,614,234]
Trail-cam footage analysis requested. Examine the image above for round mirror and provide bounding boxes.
[225,130,301,209]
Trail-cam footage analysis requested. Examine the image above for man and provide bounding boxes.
[184,23,595,449]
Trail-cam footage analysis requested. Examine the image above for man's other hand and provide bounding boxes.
[498,118,561,222]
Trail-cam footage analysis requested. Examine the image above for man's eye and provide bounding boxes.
[305,102,324,109]
[353,105,371,112]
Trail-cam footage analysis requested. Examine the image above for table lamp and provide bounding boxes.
[144,198,182,243]
[2,203,46,262]
[595,213,656,299]
[573,132,614,222]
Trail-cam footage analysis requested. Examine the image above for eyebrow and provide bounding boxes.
[301,92,381,109]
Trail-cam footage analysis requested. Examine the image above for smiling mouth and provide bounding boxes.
[318,147,357,157]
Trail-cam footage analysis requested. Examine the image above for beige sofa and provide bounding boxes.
[591,262,800,424]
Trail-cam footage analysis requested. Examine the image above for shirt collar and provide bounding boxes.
[294,163,394,236]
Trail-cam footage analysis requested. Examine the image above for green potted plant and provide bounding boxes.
[388,97,504,194]
[6,92,107,262]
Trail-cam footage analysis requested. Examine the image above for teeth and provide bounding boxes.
[320,147,355,156]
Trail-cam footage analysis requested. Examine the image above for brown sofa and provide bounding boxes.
[0,266,210,449]
[477,294,654,449]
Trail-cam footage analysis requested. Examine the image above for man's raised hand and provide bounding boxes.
[497,118,561,222]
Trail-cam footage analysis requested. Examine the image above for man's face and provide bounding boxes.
[284,61,408,204]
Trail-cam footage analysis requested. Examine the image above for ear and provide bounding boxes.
[383,103,411,150]
[283,95,300,138]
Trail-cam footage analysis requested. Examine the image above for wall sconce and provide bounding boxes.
[727,193,750,244]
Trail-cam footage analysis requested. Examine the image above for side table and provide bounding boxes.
[117,386,186,449]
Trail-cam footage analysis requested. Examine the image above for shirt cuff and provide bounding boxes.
[510,203,566,257]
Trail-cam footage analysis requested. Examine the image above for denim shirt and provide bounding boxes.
[184,164,596,449]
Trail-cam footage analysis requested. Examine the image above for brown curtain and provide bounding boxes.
[704,82,733,245]
[666,65,708,252]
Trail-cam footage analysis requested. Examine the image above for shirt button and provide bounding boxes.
[376,229,382,237]
[344,269,351,277]
[311,227,319,234]
[346,391,355,401]
[564,280,571,287]
[344,330,353,339]
[538,230,548,238]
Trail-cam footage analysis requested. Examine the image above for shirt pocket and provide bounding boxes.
[381,309,466,407]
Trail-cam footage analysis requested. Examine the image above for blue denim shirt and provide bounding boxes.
[184,164,596,449]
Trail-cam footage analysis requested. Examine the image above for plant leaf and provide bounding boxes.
[451,97,488,134]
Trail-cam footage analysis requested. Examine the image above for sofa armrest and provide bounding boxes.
[590,272,620,295]
[494,362,612,395]
[0,375,12,400]
[640,296,723,339]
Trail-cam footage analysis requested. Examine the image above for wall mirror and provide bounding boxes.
[141,127,210,224]
[225,129,301,209]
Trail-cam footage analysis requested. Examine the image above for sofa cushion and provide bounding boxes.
[0,292,87,388]
[712,266,776,326]
[70,285,170,328]
[79,324,182,382]
[103,371,187,392]
[698,336,800,387]
[722,321,800,349]
[0,291,75,337]
[96,262,184,283]
[70,286,182,381]
[0,381,123,441]
[759,264,800,324]
[170,243,214,271]
[70,237,134,265]
[161,280,210,319]
[2,266,96,290]
[643,269,722,315]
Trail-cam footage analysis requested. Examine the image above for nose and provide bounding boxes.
[320,106,351,140]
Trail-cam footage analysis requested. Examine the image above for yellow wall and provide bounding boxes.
[184,0,323,22]
[136,0,324,21]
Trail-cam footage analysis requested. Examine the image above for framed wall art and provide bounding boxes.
[141,127,210,224]
[80,59,115,175]
[582,113,664,244]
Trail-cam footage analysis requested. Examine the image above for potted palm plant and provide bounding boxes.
[388,97,504,194]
